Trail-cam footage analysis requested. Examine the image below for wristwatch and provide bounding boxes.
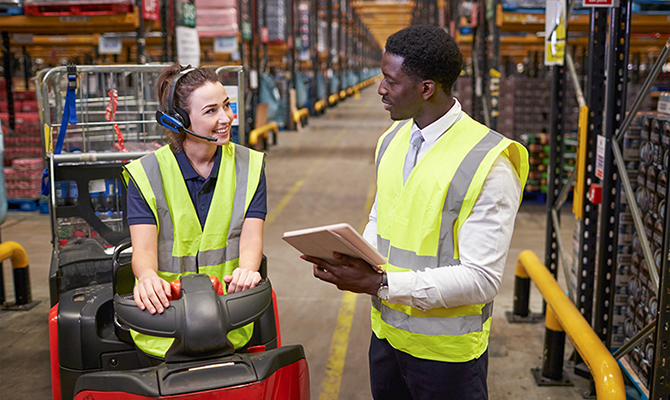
[377,271,389,301]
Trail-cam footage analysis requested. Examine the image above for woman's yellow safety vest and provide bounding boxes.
[372,113,529,363]
[122,144,265,358]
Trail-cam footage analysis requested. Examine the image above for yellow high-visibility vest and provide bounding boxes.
[122,144,265,358]
[372,113,529,362]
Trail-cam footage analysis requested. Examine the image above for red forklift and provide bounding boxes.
[40,64,309,400]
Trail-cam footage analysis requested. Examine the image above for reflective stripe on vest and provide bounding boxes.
[371,297,493,335]
[372,112,529,362]
[376,120,412,177]
[376,129,504,271]
[136,146,255,273]
[122,144,265,358]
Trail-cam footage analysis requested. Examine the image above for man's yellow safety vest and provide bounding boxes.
[372,113,529,362]
[122,144,265,358]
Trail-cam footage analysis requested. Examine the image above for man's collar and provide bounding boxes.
[411,99,462,144]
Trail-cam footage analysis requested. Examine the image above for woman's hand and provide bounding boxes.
[133,270,172,314]
[223,268,262,293]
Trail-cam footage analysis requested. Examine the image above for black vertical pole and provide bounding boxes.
[237,0,245,67]
[594,0,631,349]
[286,0,294,128]
[137,0,146,64]
[309,0,318,114]
[545,62,565,284]
[171,0,178,60]
[576,7,608,328]
[342,0,348,92]
[161,0,170,61]
[248,0,259,137]
[488,0,501,131]
[337,0,343,94]
[545,0,569,288]
[2,32,15,131]
[325,0,332,108]
[651,166,670,398]
[471,0,487,125]
[22,46,30,90]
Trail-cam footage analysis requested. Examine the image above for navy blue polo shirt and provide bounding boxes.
[126,146,267,228]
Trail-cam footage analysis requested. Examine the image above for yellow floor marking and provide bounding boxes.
[318,291,359,400]
[318,181,377,400]
[265,128,348,227]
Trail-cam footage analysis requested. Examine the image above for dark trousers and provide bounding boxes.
[369,334,489,400]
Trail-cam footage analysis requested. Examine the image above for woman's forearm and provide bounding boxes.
[239,218,264,271]
[130,224,160,278]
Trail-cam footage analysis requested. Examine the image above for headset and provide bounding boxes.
[155,67,218,142]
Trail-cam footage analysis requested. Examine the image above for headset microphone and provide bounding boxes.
[155,110,219,142]
[155,67,219,143]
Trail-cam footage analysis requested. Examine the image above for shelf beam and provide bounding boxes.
[0,9,139,35]
[501,11,670,35]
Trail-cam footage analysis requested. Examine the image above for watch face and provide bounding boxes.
[377,286,389,300]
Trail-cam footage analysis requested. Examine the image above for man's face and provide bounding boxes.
[378,52,423,121]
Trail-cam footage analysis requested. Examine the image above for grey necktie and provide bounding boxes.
[403,130,424,183]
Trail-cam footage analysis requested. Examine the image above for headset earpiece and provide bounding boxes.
[154,67,218,143]
[174,107,191,130]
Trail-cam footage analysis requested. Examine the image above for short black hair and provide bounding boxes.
[385,25,463,95]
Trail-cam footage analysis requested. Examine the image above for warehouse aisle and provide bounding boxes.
[1,84,592,399]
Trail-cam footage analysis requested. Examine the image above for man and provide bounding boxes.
[304,25,529,399]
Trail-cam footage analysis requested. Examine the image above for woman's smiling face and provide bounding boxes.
[186,81,235,146]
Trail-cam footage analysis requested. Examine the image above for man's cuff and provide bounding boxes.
[386,271,414,306]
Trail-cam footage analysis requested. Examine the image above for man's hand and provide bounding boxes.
[134,270,172,314]
[223,268,262,293]
[303,252,382,296]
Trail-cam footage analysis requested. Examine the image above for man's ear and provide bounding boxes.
[421,80,436,100]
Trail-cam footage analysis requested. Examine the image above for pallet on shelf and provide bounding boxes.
[23,0,133,16]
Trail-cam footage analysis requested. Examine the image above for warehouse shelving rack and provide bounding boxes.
[241,0,381,131]
[537,0,670,397]
[450,0,669,396]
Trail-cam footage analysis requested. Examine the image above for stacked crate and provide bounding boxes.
[4,158,42,201]
[455,75,579,142]
[297,1,310,61]
[456,76,472,117]
[497,77,515,139]
[195,0,238,38]
[519,131,577,196]
[519,133,549,194]
[513,77,551,136]
[1,81,43,203]
[23,0,133,15]
[621,112,670,388]
[611,113,645,350]
[266,0,286,43]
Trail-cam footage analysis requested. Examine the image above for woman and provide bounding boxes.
[122,64,266,358]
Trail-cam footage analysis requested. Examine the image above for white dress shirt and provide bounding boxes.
[362,98,522,310]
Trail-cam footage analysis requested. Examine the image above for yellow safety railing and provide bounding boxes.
[0,241,29,269]
[515,250,625,399]
[339,90,347,100]
[328,93,339,105]
[248,122,278,146]
[314,99,326,112]
[293,108,309,123]
[0,241,36,307]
